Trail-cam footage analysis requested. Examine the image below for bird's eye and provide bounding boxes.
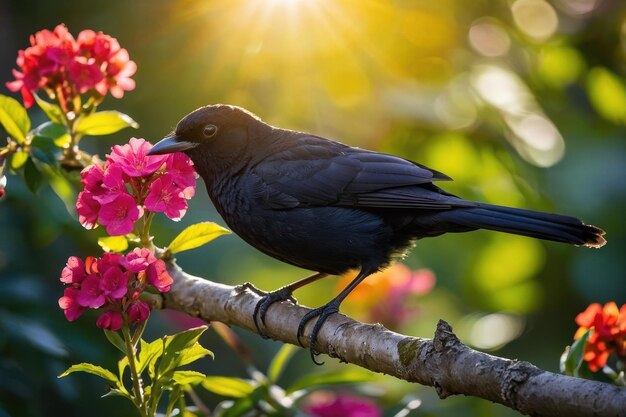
[203,124,218,139]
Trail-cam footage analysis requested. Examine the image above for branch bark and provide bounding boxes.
[162,263,626,417]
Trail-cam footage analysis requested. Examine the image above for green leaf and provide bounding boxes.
[0,94,30,144]
[137,338,164,376]
[201,376,255,398]
[218,398,255,417]
[268,344,298,383]
[34,121,70,147]
[58,363,120,385]
[104,330,127,355]
[102,388,132,399]
[34,94,65,124]
[118,356,128,382]
[172,370,207,386]
[562,329,591,377]
[168,222,230,254]
[30,136,59,165]
[24,157,43,193]
[158,326,209,375]
[176,343,214,367]
[286,368,377,394]
[98,236,129,253]
[75,111,138,136]
[9,151,28,170]
[587,67,626,125]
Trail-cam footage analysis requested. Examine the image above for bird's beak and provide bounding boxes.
[148,135,199,155]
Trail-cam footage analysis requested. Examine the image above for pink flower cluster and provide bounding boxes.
[6,23,136,109]
[305,392,381,417]
[58,248,173,331]
[76,137,196,236]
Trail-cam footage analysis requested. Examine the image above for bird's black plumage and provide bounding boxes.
[150,104,606,362]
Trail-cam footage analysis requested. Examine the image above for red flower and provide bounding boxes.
[6,24,136,108]
[574,302,626,371]
[96,310,124,331]
[127,301,151,324]
[305,392,382,417]
[147,259,173,293]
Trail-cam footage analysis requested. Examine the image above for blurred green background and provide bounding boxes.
[1,0,625,416]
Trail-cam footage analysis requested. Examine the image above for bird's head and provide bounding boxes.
[148,104,269,171]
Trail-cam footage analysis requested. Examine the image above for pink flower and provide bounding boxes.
[77,275,105,308]
[80,163,104,192]
[76,191,101,230]
[58,287,85,321]
[145,174,188,221]
[100,266,128,300]
[95,164,129,204]
[61,256,86,284]
[109,137,167,177]
[96,252,123,274]
[7,24,136,108]
[147,259,173,293]
[98,193,142,236]
[121,247,157,272]
[305,392,381,417]
[96,310,124,331]
[127,301,151,324]
[166,153,196,188]
[107,48,137,98]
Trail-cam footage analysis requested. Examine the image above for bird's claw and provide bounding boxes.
[296,302,340,365]
[235,282,266,297]
[252,287,298,338]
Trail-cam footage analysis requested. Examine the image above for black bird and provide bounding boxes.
[149,104,606,362]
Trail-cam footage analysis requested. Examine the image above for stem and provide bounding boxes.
[122,324,148,417]
[141,211,155,251]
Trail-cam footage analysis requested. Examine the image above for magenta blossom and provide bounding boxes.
[59,251,173,329]
[145,174,189,221]
[76,191,101,230]
[75,138,196,235]
[128,301,151,324]
[61,256,85,284]
[305,392,382,417]
[96,310,124,331]
[58,287,84,321]
[121,247,157,272]
[99,267,128,299]
[98,193,142,236]
[77,275,105,308]
[109,137,168,177]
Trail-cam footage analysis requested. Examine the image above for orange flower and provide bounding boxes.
[574,302,626,371]
[335,263,435,329]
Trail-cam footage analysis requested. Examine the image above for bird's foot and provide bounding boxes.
[235,281,266,297]
[296,301,340,365]
[252,286,298,338]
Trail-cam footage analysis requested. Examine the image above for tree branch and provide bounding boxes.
[162,263,626,417]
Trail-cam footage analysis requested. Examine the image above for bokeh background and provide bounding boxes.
[1,0,625,416]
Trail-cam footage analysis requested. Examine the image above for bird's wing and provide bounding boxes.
[247,135,466,210]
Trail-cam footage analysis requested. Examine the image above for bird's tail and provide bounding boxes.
[439,203,606,248]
